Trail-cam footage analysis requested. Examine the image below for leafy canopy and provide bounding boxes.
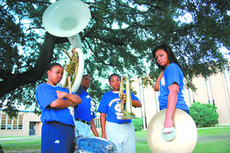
[0,0,229,116]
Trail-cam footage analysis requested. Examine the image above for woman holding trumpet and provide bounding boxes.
[98,74,142,153]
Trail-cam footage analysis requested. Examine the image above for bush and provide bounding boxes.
[190,102,219,127]
[132,118,143,131]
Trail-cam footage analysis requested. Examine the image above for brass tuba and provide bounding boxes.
[42,0,91,92]
[119,76,137,119]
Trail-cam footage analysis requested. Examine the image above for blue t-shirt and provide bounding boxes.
[74,87,96,122]
[98,90,140,124]
[36,83,76,126]
[159,63,189,111]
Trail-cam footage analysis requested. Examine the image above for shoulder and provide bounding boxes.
[101,91,114,99]
[165,63,181,73]
[56,86,69,92]
[37,83,47,87]
[167,63,180,69]
[37,83,51,90]
[103,91,112,95]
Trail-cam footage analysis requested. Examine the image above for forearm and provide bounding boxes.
[50,98,75,108]
[154,71,164,91]
[90,119,99,137]
[100,113,106,135]
[165,92,177,122]
[164,84,179,128]
[64,93,82,105]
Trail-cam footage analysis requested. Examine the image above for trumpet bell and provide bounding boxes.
[42,0,91,37]
[147,109,197,153]
[122,111,137,119]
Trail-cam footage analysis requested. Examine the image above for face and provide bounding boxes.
[155,49,170,68]
[81,75,91,90]
[47,65,64,85]
[110,75,120,91]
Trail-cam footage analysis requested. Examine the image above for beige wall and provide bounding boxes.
[0,111,41,137]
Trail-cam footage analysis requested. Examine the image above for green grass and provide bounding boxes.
[0,125,230,153]
[192,126,230,153]
[0,136,41,152]
[136,125,230,153]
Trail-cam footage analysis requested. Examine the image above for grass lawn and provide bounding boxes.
[1,125,230,153]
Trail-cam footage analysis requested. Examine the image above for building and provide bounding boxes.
[0,110,41,137]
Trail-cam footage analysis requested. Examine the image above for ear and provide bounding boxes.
[47,70,50,76]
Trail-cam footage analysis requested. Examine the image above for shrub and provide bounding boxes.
[132,118,143,131]
[190,102,219,127]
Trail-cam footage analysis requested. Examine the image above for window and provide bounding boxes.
[7,116,12,129]
[1,114,6,130]
[13,117,17,129]
[0,113,23,130]
[18,115,23,129]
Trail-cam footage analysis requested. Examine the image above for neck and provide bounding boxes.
[47,80,56,86]
[81,86,88,91]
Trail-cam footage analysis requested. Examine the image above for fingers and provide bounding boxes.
[162,127,174,134]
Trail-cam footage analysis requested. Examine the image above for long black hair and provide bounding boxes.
[152,44,183,73]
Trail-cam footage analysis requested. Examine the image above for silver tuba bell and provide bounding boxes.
[42,0,91,92]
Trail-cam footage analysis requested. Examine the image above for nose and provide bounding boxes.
[157,58,161,62]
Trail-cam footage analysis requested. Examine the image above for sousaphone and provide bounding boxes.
[147,109,198,153]
[42,0,90,92]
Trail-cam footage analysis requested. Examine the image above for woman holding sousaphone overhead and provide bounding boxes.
[98,74,142,153]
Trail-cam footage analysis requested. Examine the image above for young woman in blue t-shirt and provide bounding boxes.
[152,44,190,134]
[98,74,142,153]
[36,63,82,153]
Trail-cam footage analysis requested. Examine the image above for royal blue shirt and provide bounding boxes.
[159,63,189,111]
[98,90,140,124]
[36,83,76,126]
[74,87,96,122]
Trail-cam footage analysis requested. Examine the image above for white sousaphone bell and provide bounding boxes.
[42,0,91,93]
[147,109,198,153]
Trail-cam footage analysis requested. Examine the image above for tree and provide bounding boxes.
[0,0,229,116]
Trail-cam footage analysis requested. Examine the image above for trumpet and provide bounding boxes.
[119,76,137,119]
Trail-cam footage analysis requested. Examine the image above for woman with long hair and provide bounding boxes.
[152,44,189,134]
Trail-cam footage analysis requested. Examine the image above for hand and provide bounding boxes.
[101,133,107,139]
[72,47,78,53]
[56,90,67,99]
[121,93,126,104]
[162,127,175,134]
[163,118,173,134]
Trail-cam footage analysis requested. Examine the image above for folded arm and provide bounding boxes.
[50,90,81,108]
